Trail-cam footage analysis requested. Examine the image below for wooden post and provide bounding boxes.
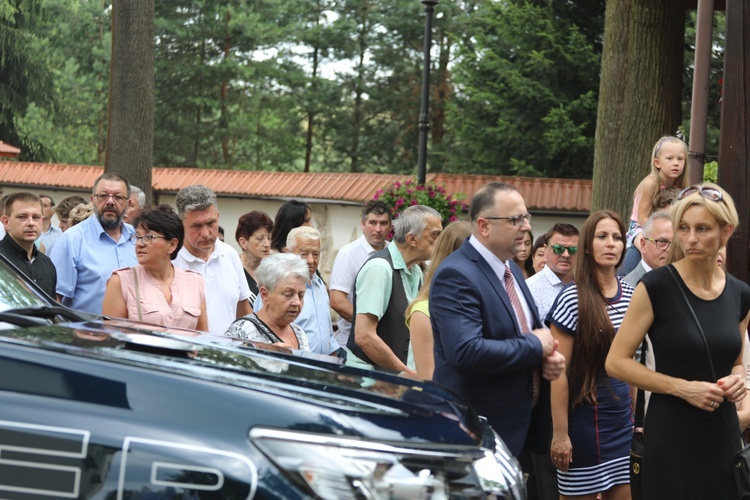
[718,0,749,282]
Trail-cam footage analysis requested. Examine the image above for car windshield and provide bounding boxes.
[0,257,49,313]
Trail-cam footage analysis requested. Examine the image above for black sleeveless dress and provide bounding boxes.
[640,265,750,499]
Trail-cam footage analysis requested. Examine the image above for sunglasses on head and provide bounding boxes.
[549,244,577,256]
[677,185,723,202]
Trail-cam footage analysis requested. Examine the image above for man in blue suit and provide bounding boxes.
[430,182,565,457]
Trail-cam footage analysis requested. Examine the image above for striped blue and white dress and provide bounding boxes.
[546,278,634,496]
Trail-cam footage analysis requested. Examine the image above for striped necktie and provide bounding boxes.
[504,265,539,406]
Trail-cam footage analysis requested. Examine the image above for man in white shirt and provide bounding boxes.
[523,222,579,500]
[172,185,251,335]
[329,200,391,346]
[526,223,580,322]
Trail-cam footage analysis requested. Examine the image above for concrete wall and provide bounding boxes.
[2,186,588,283]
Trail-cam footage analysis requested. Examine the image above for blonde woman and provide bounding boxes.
[608,184,750,499]
[405,221,471,379]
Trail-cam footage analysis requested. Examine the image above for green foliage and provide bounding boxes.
[15,0,110,164]
[703,161,718,183]
[3,0,609,179]
[373,179,468,224]
[440,0,603,178]
[0,0,53,160]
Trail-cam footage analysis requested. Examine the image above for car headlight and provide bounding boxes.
[250,427,524,499]
[472,429,525,499]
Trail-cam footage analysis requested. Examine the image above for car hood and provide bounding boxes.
[0,319,484,446]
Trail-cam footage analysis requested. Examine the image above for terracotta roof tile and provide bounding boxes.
[0,162,591,213]
[0,142,21,157]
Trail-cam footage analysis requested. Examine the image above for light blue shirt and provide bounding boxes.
[253,273,340,355]
[36,225,62,254]
[50,215,137,314]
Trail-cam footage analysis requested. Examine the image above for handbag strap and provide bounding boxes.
[131,267,143,321]
[633,339,648,429]
[239,314,285,344]
[666,265,742,451]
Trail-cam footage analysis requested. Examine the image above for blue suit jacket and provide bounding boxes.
[429,239,550,456]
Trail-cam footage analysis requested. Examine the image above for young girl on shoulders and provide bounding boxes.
[629,136,687,236]
[620,136,688,274]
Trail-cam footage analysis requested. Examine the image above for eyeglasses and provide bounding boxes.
[549,244,577,256]
[677,185,723,202]
[130,234,167,245]
[483,213,532,226]
[643,237,672,250]
[94,193,128,204]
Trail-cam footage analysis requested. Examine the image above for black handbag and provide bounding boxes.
[630,340,648,500]
[668,266,750,499]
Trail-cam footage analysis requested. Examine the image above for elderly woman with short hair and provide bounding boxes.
[225,252,311,350]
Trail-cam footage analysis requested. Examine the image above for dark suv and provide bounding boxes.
[0,255,524,499]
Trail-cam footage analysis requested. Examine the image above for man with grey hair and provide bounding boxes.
[253,226,341,356]
[50,172,137,314]
[624,210,673,287]
[123,185,146,225]
[172,185,251,335]
[347,204,442,373]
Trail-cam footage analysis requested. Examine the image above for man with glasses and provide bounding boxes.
[623,211,673,287]
[430,182,565,457]
[50,173,137,314]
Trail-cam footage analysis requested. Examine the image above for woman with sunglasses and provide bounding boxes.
[102,205,208,331]
[608,183,750,499]
[547,210,634,500]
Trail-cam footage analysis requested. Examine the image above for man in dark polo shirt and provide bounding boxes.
[0,192,57,297]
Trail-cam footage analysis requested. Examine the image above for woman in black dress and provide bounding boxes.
[607,183,750,499]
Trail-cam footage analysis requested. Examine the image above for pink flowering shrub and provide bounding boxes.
[373,179,469,228]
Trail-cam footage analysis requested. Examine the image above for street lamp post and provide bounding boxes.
[417,0,438,186]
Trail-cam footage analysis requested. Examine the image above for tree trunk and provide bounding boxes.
[719,0,750,282]
[105,0,155,204]
[304,45,319,173]
[592,0,684,219]
[96,0,107,165]
[349,0,369,173]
